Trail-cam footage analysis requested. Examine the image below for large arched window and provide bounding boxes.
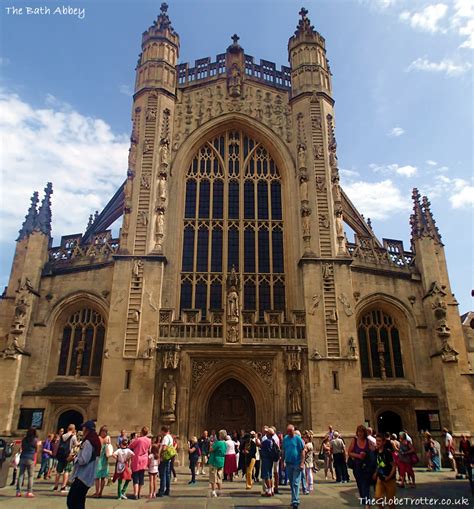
[357,310,404,379]
[57,308,105,377]
[180,130,285,319]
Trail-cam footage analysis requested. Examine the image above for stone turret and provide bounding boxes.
[17,191,39,241]
[35,182,53,236]
[288,7,332,98]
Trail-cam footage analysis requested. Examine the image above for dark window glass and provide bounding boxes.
[392,328,404,377]
[184,180,197,218]
[212,180,223,219]
[380,327,393,378]
[196,228,209,272]
[244,180,255,219]
[259,280,271,315]
[211,228,223,272]
[195,281,207,317]
[258,181,269,219]
[91,325,105,377]
[274,281,285,311]
[228,228,239,270]
[271,181,282,220]
[272,230,284,273]
[58,325,71,375]
[358,327,370,378]
[244,281,256,310]
[258,229,270,273]
[180,280,192,310]
[369,327,381,378]
[244,229,255,273]
[80,326,94,376]
[210,281,222,309]
[68,327,81,376]
[228,180,239,219]
[198,180,210,218]
[18,409,44,430]
[182,227,194,272]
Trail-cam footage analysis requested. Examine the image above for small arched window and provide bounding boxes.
[357,310,404,379]
[57,308,105,377]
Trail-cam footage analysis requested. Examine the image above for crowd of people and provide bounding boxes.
[8,420,473,509]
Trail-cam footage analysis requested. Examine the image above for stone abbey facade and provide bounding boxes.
[1,5,473,448]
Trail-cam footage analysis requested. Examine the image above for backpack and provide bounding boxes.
[161,445,177,462]
[56,434,73,462]
[270,441,281,463]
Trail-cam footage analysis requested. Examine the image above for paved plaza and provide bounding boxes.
[1,467,472,509]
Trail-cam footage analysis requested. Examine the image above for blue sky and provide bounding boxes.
[0,0,472,312]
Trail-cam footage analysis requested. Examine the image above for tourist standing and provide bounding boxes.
[348,425,372,509]
[260,426,277,496]
[232,431,240,474]
[282,424,305,509]
[459,434,472,481]
[242,433,257,489]
[148,444,160,498]
[116,429,128,448]
[112,438,134,500]
[93,425,112,498]
[397,433,416,488]
[198,430,210,475]
[67,420,101,509]
[129,426,152,500]
[327,425,335,441]
[208,429,227,497]
[224,435,237,481]
[37,433,53,480]
[373,433,396,509]
[331,431,348,483]
[15,427,38,498]
[303,431,314,494]
[253,432,261,482]
[54,424,78,492]
[424,432,441,471]
[157,425,174,497]
[273,428,282,492]
[188,436,199,484]
[366,427,376,451]
[170,435,179,482]
[322,435,335,480]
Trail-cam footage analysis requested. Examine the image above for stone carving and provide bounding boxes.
[1,334,31,359]
[322,263,334,280]
[348,336,357,357]
[297,143,307,171]
[319,213,329,229]
[158,139,170,176]
[335,206,347,255]
[124,169,134,211]
[158,344,181,369]
[146,108,157,121]
[141,175,151,190]
[143,138,152,154]
[425,281,447,298]
[154,208,165,252]
[138,210,148,226]
[128,142,137,169]
[228,62,242,98]
[226,266,240,343]
[353,291,361,302]
[338,293,354,316]
[315,175,325,192]
[242,359,273,386]
[299,171,309,203]
[145,289,158,311]
[157,175,167,204]
[192,360,217,384]
[132,259,143,279]
[440,343,459,362]
[288,374,303,416]
[309,294,320,315]
[161,374,177,419]
[313,143,323,159]
[286,346,302,371]
[296,112,306,148]
[144,336,156,358]
[328,308,338,323]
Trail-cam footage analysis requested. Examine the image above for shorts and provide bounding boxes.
[56,460,72,474]
[375,477,396,501]
[132,469,145,486]
[261,459,273,480]
[208,465,223,485]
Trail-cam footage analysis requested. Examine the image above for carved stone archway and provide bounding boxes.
[188,358,274,436]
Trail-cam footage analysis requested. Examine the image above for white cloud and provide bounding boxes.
[340,168,360,179]
[0,89,129,244]
[400,3,448,33]
[421,175,474,209]
[388,127,405,137]
[119,84,133,97]
[343,179,411,220]
[451,0,474,49]
[370,163,417,177]
[406,57,472,76]
[426,159,438,166]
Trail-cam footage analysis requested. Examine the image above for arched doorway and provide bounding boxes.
[206,379,256,434]
[57,409,83,432]
[377,410,402,435]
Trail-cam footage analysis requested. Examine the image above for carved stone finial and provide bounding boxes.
[160,2,168,13]
[36,182,53,236]
[154,1,175,34]
[231,33,240,46]
[17,191,39,241]
[299,7,308,18]
[293,6,316,38]
[86,214,94,231]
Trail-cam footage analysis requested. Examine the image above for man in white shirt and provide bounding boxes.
[366,427,376,451]
[442,428,457,472]
[157,426,174,497]
[270,427,280,494]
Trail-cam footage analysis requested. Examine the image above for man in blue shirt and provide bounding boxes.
[282,424,305,509]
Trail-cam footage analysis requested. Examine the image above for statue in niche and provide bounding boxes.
[1,333,31,359]
[124,170,134,211]
[132,259,143,280]
[154,208,165,252]
[227,289,240,321]
[146,108,157,121]
[299,173,309,202]
[315,175,325,192]
[335,206,344,238]
[332,171,341,203]
[143,139,152,154]
[128,142,137,168]
[157,175,167,204]
[301,207,311,237]
[161,374,177,416]
[12,292,29,333]
[139,210,148,226]
[297,144,307,170]
[228,63,242,97]
[122,210,130,236]
[145,336,156,358]
[288,375,302,415]
[322,263,333,280]
[159,139,170,175]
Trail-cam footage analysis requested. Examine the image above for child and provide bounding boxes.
[148,444,160,498]
[112,438,134,500]
[188,436,200,484]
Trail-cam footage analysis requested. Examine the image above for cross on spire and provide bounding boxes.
[299,7,308,18]
[231,33,240,46]
[160,2,168,13]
